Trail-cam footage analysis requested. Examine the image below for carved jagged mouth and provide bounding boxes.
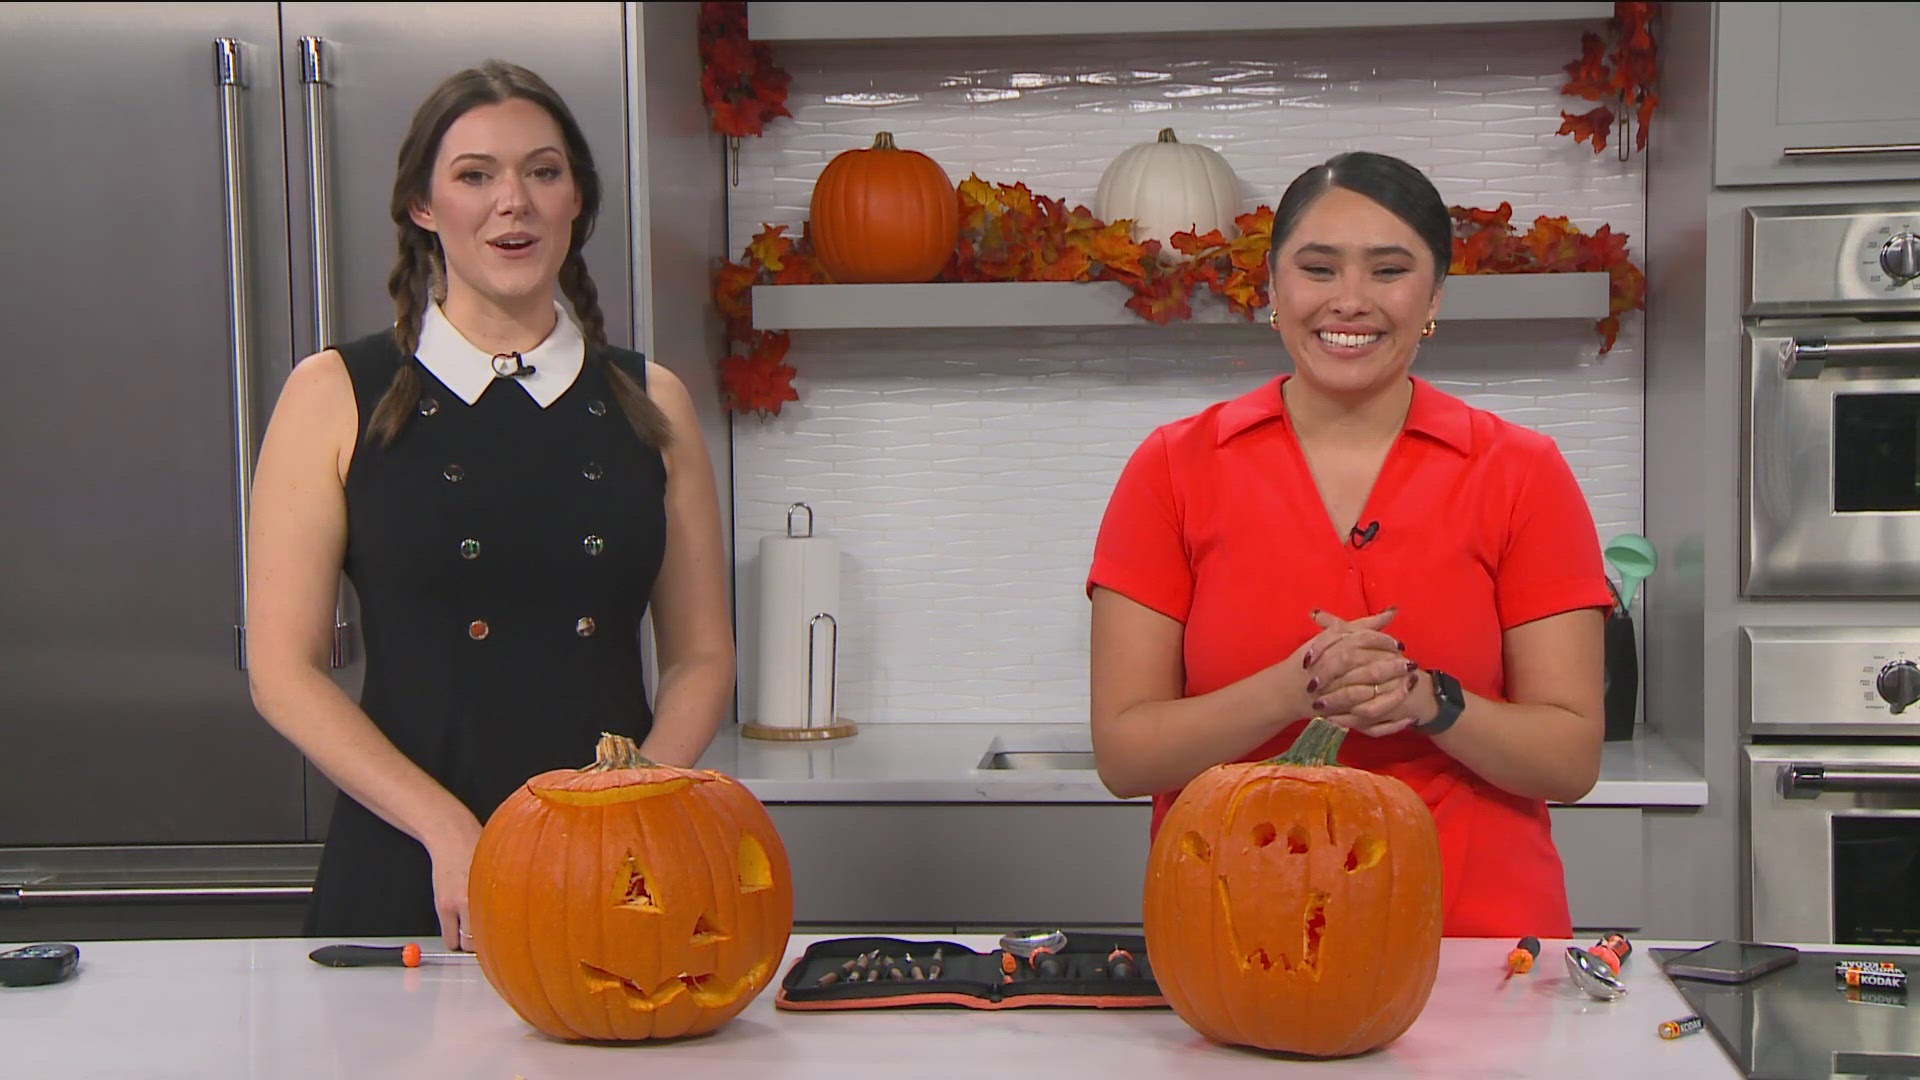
[579,961,771,1010]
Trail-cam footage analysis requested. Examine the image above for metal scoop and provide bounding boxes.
[1565,946,1628,1000]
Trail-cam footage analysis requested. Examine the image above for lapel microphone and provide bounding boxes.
[490,351,537,379]
[1349,520,1381,549]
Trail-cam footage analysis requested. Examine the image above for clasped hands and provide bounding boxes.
[1293,608,1435,739]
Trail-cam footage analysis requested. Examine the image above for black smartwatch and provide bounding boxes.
[1420,670,1465,735]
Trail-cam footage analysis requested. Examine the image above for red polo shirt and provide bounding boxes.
[1089,374,1611,937]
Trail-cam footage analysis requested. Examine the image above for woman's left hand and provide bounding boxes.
[1305,609,1423,738]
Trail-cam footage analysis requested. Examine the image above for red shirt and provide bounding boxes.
[1089,375,1611,937]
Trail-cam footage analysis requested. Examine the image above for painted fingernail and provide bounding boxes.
[1306,677,1320,693]
[1303,650,1314,668]
[1312,698,1327,712]
[1395,639,1407,651]
[1405,659,1417,672]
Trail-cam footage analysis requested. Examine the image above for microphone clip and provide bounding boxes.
[490,351,537,379]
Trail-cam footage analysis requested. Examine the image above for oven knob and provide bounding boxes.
[1876,660,1920,714]
[1880,232,1920,284]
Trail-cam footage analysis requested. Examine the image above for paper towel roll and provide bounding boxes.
[754,531,840,729]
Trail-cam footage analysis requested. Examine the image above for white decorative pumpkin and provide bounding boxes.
[1095,129,1241,254]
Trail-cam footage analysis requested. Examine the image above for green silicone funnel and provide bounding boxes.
[1603,533,1656,611]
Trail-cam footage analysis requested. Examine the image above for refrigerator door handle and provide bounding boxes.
[215,39,256,672]
[1,884,311,907]
[298,35,356,670]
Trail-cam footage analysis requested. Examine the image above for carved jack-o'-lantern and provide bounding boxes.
[469,733,794,1041]
[1143,718,1442,1058]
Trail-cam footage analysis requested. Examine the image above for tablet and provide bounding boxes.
[1662,940,1799,983]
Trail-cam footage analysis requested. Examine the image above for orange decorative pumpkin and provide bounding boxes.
[809,131,958,283]
[469,733,793,1041]
[1143,718,1442,1057]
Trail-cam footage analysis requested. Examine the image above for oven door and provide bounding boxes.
[1748,743,1920,946]
[1745,318,1920,596]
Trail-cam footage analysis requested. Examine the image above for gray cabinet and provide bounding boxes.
[1715,3,1920,186]
[1549,807,1643,932]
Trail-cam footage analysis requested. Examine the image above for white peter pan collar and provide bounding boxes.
[414,301,584,409]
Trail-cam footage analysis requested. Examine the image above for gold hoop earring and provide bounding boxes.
[1268,309,1282,330]
[1421,319,1437,339]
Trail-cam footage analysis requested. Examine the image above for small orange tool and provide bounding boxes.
[1503,936,1541,982]
[307,943,477,967]
[1587,932,1632,975]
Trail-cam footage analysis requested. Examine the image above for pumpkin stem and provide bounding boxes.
[585,731,657,772]
[871,131,896,151]
[1156,128,1179,143]
[1270,717,1348,767]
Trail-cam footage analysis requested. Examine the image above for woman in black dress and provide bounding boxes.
[245,61,733,949]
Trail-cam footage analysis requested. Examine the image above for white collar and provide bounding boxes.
[414,301,584,409]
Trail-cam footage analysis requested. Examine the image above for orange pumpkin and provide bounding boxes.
[1143,718,1442,1057]
[809,131,958,283]
[469,733,793,1041]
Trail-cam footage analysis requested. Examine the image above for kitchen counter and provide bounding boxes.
[694,723,1710,806]
[5,934,1739,1080]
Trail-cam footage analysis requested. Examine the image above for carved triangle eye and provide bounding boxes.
[691,913,729,945]
[615,853,659,911]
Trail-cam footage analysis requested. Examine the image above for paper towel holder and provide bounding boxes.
[742,513,859,741]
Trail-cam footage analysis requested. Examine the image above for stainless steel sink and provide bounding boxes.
[977,750,1099,771]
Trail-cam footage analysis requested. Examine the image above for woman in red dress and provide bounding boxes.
[1088,151,1611,937]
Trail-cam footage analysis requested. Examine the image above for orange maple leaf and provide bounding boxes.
[1027,245,1091,282]
[1562,31,1612,101]
[1557,105,1615,153]
[1169,229,1230,259]
[1218,267,1267,315]
[746,224,793,273]
[1124,274,1192,325]
[1075,220,1152,283]
[1233,206,1275,240]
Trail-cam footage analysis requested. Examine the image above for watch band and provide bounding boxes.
[1420,670,1465,735]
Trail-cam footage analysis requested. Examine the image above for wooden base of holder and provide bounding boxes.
[740,720,859,742]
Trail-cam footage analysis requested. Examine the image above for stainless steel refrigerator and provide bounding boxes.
[0,2,727,939]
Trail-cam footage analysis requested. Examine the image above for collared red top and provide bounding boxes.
[414,300,584,409]
[1088,374,1612,937]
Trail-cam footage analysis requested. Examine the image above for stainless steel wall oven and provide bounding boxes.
[1745,203,1920,597]
[1747,627,1920,946]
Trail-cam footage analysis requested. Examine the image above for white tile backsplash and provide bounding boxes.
[727,21,1645,726]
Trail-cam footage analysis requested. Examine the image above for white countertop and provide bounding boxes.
[4,934,1739,1080]
[694,723,1709,807]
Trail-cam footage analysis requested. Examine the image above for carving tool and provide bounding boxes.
[814,955,864,986]
[308,943,478,968]
[1029,946,1065,979]
[1587,932,1632,974]
[926,947,944,980]
[1503,936,1541,983]
[906,951,925,980]
[1107,947,1138,980]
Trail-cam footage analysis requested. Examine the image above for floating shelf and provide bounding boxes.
[745,3,1612,43]
[750,274,1610,332]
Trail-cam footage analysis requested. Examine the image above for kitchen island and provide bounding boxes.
[5,934,1739,1079]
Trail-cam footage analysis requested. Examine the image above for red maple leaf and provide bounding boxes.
[719,333,799,417]
[1124,273,1192,325]
[1561,32,1613,101]
[1557,105,1615,152]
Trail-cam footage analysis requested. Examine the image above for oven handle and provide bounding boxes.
[1781,336,1920,378]
[1782,763,1920,799]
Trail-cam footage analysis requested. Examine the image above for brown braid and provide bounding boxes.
[560,249,671,449]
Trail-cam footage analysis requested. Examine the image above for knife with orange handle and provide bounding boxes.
[308,943,478,968]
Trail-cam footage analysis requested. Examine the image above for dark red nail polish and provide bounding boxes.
[1405,659,1417,672]
[1395,639,1406,651]
[1306,677,1319,693]
[1312,698,1326,712]
[1303,650,1314,668]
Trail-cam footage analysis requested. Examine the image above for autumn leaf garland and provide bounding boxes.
[1558,1,1658,157]
[713,185,1646,416]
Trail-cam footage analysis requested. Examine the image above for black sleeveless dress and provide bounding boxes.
[305,330,666,935]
